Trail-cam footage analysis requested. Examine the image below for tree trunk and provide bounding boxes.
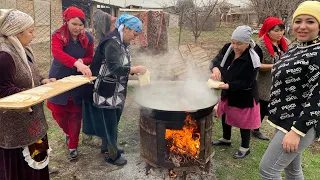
[178,8,185,46]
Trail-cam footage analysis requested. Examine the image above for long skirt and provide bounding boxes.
[216,97,261,129]
[82,100,122,160]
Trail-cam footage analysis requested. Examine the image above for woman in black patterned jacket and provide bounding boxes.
[260,1,320,179]
[82,14,147,166]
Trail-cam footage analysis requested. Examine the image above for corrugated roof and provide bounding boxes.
[92,0,124,7]
[92,0,162,8]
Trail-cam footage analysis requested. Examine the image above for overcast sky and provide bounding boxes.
[98,0,250,8]
[158,0,249,7]
[227,0,249,6]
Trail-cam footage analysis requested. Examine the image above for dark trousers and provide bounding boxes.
[254,99,269,131]
[100,108,123,160]
[222,114,251,148]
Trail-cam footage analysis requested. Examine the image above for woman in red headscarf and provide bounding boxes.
[47,6,94,161]
[253,17,288,140]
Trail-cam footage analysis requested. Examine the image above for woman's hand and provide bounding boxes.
[77,58,84,64]
[217,83,229,90]
[210,67,221,81]
[41,78,56,84]
[74,60,92,77]
[131,66,147,74]
[282,130,301,153]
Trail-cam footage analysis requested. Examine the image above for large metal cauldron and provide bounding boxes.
[135,81,219,121]
[135,81,217,170]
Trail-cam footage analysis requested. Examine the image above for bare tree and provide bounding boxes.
[248,0,304,26]
[162,0,225,43]
[183,0,223,43]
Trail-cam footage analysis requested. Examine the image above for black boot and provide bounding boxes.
[101,138,124,154]
[105,154,127,166]
[101,147,124,154]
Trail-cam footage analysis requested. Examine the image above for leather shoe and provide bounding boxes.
[101,147,125,154]
[105,156,127,166]
[252,131,270,140]
[233,149,250,159]
[212,140,231,146]
[68,148,78,161]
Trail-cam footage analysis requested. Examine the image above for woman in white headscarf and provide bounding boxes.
[0,9,54,180]
[209,26,262,159]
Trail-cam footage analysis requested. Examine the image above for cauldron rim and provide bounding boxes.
[134,81,219,112]
[139,104,215,121]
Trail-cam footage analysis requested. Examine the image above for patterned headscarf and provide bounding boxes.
[55,6,89,48]
[93,9,116,42]
[0,9,35,86]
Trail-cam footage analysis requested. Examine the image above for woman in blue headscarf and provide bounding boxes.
[82,14,147,166]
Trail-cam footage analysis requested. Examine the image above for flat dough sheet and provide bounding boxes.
[0,94,40,103]
[138,70,151,86]
[20,86,53,95]
[59,75,92,83]
[207,79,224,89]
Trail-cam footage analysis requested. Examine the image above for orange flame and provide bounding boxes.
[165,114,200,158]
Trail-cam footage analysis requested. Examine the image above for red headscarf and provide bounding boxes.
[55,6,89,48]
[259,17,288,56]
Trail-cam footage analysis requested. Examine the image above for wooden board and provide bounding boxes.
[0,75,96,110]
[174,44,211,80]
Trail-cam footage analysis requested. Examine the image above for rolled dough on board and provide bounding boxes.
[59,75,93,82]
[0,94,40,103]
[20,86,53,95]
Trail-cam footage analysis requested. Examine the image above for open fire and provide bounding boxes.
[165,114,200,166]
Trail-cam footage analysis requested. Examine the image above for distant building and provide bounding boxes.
[226,6,258,25]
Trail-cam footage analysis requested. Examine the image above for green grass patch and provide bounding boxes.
[212,115,320,179]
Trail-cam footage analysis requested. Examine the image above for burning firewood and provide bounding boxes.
[169,154,181,167]
[165,114,203,167]
[169,169,177,178]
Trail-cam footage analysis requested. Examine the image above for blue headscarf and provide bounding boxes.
[115,14,142,32]
[115,14,142,42]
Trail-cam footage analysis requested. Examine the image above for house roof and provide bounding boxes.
[120,8,163,12]
[227,7,255,15]
[92,0,162,8]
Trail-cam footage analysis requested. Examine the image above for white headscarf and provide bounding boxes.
[220,26,261,69]
[0,9,35,87]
